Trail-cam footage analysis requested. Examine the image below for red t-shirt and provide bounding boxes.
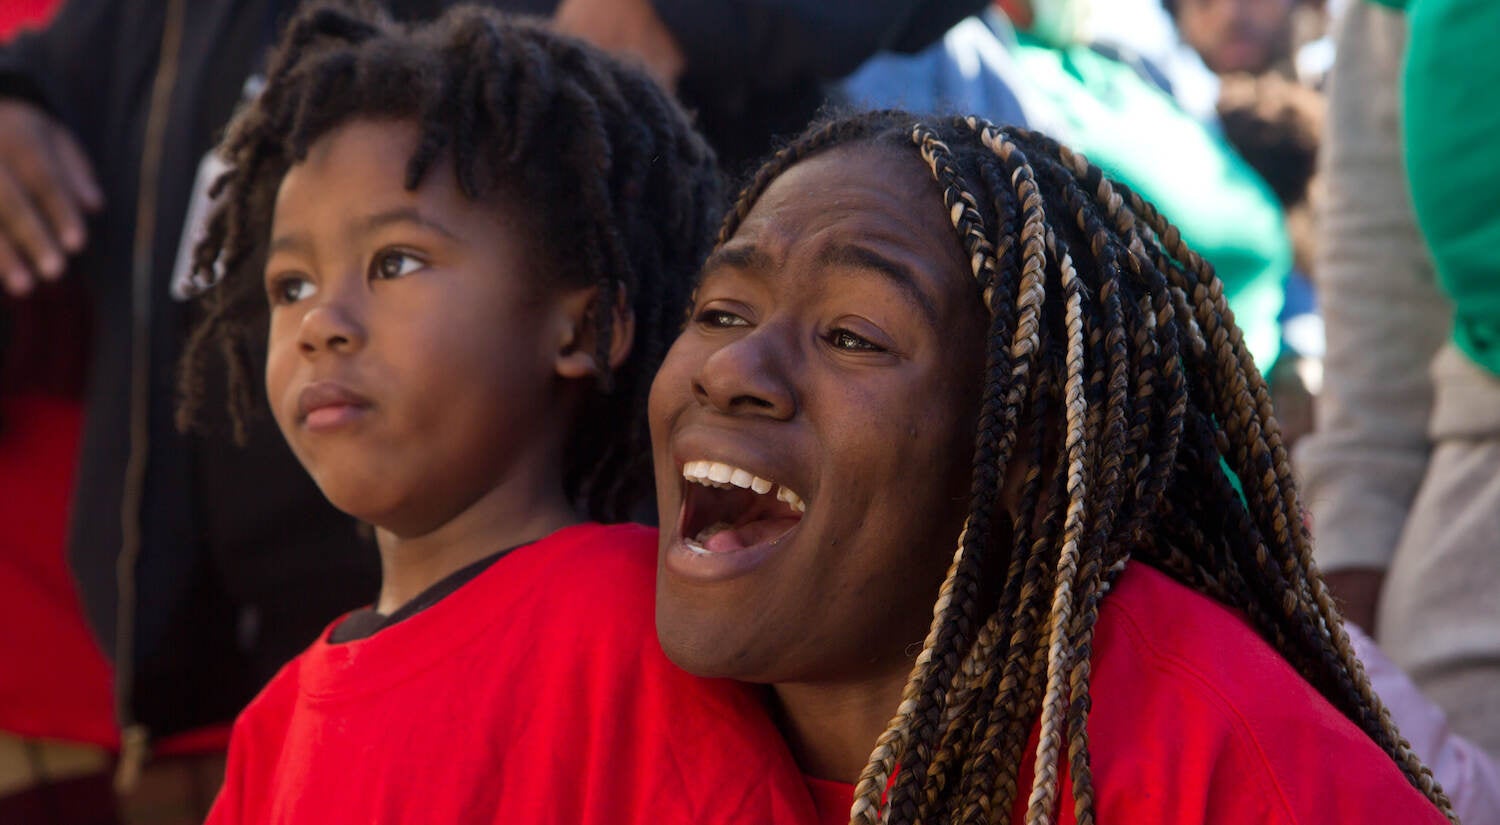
[206,522,819,825]
[0,394,117,746]
[806,563,1450,825]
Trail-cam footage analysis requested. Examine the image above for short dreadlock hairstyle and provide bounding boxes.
[719,111,1454,824]
[176,2,722,522]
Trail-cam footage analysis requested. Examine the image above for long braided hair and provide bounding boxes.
[176,2,721,522]
[720,111,1454,824]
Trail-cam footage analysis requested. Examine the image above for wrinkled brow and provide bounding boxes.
[816,243,940,327]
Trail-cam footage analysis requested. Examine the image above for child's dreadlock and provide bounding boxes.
[719,110,1455,825]
[177,2,721,522]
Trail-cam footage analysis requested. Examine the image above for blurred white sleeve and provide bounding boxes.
[1349,622,1500,824]
[1293,0,1452,573]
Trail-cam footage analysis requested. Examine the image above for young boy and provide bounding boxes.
[179,5,815,823]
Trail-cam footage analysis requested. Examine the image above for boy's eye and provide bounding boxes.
[828,328,884,352]
[696,308,750,328]
[372,250,424,281]
[269,275,316,305]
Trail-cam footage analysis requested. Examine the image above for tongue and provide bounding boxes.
[700,516,801,553]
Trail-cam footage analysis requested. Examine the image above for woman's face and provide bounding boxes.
[649,142,989,685]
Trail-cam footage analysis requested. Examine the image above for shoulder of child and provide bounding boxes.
[206,655,306,825]
[511,522,820,824]
[230,651,306,741]
[529,521,659,621]
[1080,562,1449,825]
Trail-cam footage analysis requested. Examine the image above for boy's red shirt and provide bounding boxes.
[805,562,1451,825]
[205,522,818,825]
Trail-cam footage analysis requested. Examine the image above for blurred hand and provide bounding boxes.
[553,0,686,91]
[0,99,102,297]
[1323,567,1387,633]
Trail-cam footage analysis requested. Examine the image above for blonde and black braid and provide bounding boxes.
[176,2,722,522]
[719,111,1455,824]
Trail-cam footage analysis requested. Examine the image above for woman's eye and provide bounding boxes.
[372,250,424,280]
[828,328,884,352]
[269,276,316,305]
[696,308,749,328]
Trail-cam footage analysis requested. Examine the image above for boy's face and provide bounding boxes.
[264,118,575,536]
[1176,0,1297,75]
[649,144,987,685]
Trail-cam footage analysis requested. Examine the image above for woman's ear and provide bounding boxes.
[553,283,636,380]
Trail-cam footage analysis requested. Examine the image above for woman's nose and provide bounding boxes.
[691,325,797,420]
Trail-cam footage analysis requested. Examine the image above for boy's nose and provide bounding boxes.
[691,326,797,420]
[298,297,366,357]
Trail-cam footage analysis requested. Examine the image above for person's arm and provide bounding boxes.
[1292,0,1450,631]
[0,0,115,296]
[0,101,101,295]
[1346,623,1500,825]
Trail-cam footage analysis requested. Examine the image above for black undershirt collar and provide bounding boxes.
[328,542,526,644]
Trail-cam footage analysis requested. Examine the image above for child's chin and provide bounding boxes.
[310,477,400,531]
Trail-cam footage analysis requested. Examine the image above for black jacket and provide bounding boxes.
[0,0,983,754]
[0,0,397,751]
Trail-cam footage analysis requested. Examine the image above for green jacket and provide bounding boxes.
[1378,0,1500,377]
[1010,32,1292,371]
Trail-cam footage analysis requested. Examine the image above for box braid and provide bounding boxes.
[175,2,721,522]
[719,111,1455,825]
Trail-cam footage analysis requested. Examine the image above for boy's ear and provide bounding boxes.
[553,284,636,380]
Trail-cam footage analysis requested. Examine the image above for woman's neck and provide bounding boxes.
[769,664,913,784]
[372,471,578,615]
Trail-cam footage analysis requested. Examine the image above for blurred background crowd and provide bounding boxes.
[1,0,1496,822]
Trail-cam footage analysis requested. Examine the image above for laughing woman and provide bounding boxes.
[647,111,1456,825]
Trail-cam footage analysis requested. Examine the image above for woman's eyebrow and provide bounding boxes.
[817,243,940,326]
[702,244,772,273]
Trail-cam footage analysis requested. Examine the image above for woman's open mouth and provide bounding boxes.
[673,459,805,570]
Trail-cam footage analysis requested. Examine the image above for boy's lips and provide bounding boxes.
[296,381,373,431]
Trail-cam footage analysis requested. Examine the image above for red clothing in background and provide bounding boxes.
[207,522,817,825]
[808,562,1449,825]
[0,393,116,747]
[0,0,58,39]
[1,0,104,743]
[0,4,102,745]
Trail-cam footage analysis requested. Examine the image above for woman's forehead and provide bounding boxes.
[735,143,970,272]
[759,141,933,203]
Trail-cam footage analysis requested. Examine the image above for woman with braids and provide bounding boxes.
[649,109,1454,824]
[181,4,818,823]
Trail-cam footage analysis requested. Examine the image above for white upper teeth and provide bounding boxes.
[682,460,806,513]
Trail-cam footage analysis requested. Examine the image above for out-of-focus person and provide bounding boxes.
[1151,0,1334,450]
[842,0,1293,374]
[1215,72,1325,450]
[552,0,989,172]
[1167,0,1307,75]
[1296,0,1500,764]
[0,6,122,825]
[1347,623,1500,825]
